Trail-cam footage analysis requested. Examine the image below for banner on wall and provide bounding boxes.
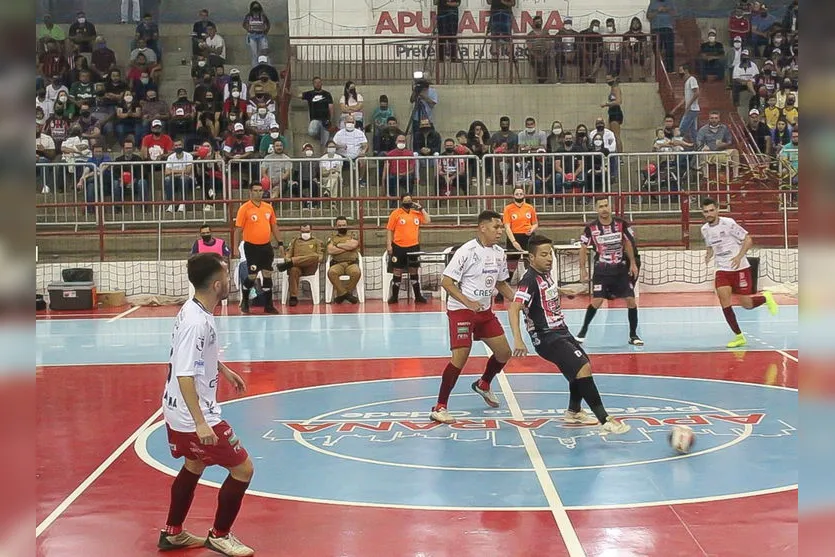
[289,0,649,38]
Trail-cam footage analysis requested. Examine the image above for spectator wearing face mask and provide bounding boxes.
[624,17,651,80]
[763,31,787,61]
[601,18,623,78]
[294,143,321,205]
[592,118,618,153]
[732,49,759,106]
[326,217,362,304]
[163,138,196,213]
[746,108,773,155]
[169,89,196,147]
[491,116,518,153]
[76,102,102,143]
[332,115,368,173]
[438,138,468,196]
[673,63,700,142]
[77,143,119,214]
[373,117,403,156]
[546,121,564,152]
[261,140,293,196]
[338,81,364,130]
[647,0,677,72]
[223,89,249,124]
[698,29,726,81]
[775,79,798,109]
[726,36,744,89]
[755,60,779,97]
[191,225,231,265]
[301,77,333,147]
[383,134,416,203]
[247,103,277,144]
[141,119,174,161]
[223,68,248,102]
[91,36,117,77]
[579,19,603,82]
[259,123,288,156]
[781,94,798,127]
[223,122,258,187]
[518,117,547,153]
[114,138,151,210]
[319,141,344,200]
[115,91,143,144]
[243,1,271,66]
[68,12,97,54]
[140,90,168,135]
[278,224,324,307]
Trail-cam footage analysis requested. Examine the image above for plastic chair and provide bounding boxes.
[324,253,365,303]
[281,265,321,304]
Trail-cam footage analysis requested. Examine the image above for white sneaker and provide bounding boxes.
[204,204,213,212]
[157,530,206,551]
[430,406,455,424]
[575,335,585,343]
[177,204,186,212]
[600,417,631,435]
[166,204,175,213]
[563,409,599,425]
[471,380,500,408]
[204,531,254,556]
[41,185,51,194]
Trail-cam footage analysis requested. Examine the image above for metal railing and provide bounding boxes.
[290,33,658,84]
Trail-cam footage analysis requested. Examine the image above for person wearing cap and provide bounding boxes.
[248,55,279,82]
[246,102,277,144]
[726,35,744,89]
[732,48,759,106]
[698,29,725,81]
[169,89,197,146]
[258,122,288,156]
[224,68,248,102]
[141,119,174,160]
[223,122,258,187]
[746,108,773,155]
[751,3,778,56]
[163,137,195,213]
[755,59,779,97]
[647,0,677,71]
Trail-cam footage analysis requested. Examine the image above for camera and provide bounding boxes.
[413,71,429,94]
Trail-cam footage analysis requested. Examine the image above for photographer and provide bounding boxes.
[409,77,439,130]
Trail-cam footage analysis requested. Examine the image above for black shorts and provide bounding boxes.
[534,332,590,381]
[243,241,274,273]
[592,266,634,299]
[389,243,421,271]
[608,108,624,125]
[505,234,530,262]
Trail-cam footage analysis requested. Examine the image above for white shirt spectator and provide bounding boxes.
[701,217,751,272]
[332,128,368,159]
[319,153,345,173]
[684,75,700,112]
[165,150,194,173]
[338,93,364,124]
[246,98,276,115]
[37,96,54,119]
[61,135,90,162]
[733,61,759,81]
[598,128,618,152]
[442,238,509,312]
[205,33,226,60]
[223,82,248,102]
[37,132,55,156]
[45,83,68,104]
[248,110,277,135]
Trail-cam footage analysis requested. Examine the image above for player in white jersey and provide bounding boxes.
[158,252,256,557]
[700,198,778,348]
[430,210,515,424]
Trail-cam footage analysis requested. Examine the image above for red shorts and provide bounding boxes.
[715,268,753,295]
[448,309,505,350]
[166,420,249,468]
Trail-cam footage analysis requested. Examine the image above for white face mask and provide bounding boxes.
[592,25,600,33]
[78,17,86,24]
[140,78,149,84]
[232,91,240,98]
[734,42,742,49]
[258,108,267,116]
[594,140,603,147]
[124,96,133,103]
[607,25,615,32]
[396,142,406,149]
[708,36,716,43]
[564,24,572,31]
[270,131,279,139]
[198,60,206,67]
[552,127,562,135]
[304,149,314,157]
[345,123,355,131]
[327,147,336,154]
[301,232,311,240]
[58,95,67,102]
[526,126,536,134]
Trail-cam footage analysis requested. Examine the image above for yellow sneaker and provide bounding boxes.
[763,291,779,316]
[727,333,747,348]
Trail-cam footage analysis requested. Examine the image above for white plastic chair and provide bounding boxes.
[281,265,321,304]
[325,253,365,303]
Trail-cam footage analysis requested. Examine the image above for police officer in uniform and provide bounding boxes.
[577,198,643,345]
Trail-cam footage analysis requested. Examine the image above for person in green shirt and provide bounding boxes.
[69,70,96,104]
[38,15,66,54]
[258,122,288,155]
[368,94,395,134]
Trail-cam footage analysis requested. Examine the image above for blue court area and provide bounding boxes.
[36,305,798,366]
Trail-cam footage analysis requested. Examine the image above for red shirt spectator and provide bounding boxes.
[385,147,415,176]
[729,11,751,42]
[141,120,174,159]
[222,97,248,116]
[222,126,256,159]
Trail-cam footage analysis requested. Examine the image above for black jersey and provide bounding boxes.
[580,217,638,275]
[514,268,572,344]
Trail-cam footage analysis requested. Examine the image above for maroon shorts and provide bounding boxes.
[166,420,249,468]
[715,268,753,295]
[448,309,505,350]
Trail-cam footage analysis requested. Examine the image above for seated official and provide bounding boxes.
[277,222,324,307]
[326,216,362,304]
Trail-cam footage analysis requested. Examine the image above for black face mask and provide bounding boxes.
[178,95,188,101]
[235,133,245,139]
[81,110,91,118]
[514,196,524,203]
[791,140,798,146]
[741,57,750,63]
[787,100,795,106]
[153,129,161,135]
[596,124,605,132]
[201,234,212,242]
[577,131,587,138]
[402,202,413,210]
[175,147,184,153]
[564,140,573,146]
[337,228,348,235]
[445,147,454,153]
[607,80,615,86]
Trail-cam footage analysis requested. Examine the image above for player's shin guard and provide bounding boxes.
[211,476,251,537]
[722,306,742,334]
[437,363,462,407]
[410,274,422,297]
[568,380,583,413]
[627,307,638,337]
[578,305,598,337]
[573,376,609,425]
[242,277,255,291]
[165,467,202,535]
[388,278,400,303]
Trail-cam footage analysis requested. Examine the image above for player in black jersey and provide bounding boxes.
[508,235,631,435]
[577,198,643,345]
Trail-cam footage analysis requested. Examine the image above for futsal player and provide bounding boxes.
[430,210,515,424]
[577,198,643,345]
[497,186,539,302]
[700,198,778,347]
[158,253,255,556]
[508,235,631,434]
[234,182,282,314]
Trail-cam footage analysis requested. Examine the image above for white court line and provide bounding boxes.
[105,305,141,323]
[497,373,586,557]
[35,408,163,537]
[776,350,798,363]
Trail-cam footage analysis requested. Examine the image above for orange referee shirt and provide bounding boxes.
[235,200,275,245]
[503,202,537,235]
[387,208,425,248]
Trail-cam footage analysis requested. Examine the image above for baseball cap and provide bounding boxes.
[151,119,162,127]
[764,59,775,66]
[174,107,185,116]
[742,49,750,55]
[233,122,245,132]
[749,108,760,116]
[270,122,280,130]
[229,68,240,75]
[258,55,268,63]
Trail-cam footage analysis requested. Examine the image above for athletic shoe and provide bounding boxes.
[430,406,455,424]
[157,530,206,551]
[204,531,254,556]
[414,294,428,304]
[276,261,292,272]
[600,417,631,435]
[288,297,298,307]
[239,297,250,314]
[264,304,278,314]
[763,291,779,316]
[471,380,500,408]
[346,294,359,304]
[628,335,644,346]
[574,335,586,343]
[563,409,599,425]
[727,333,747,348]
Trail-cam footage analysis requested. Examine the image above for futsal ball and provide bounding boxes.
[668,425,695,454]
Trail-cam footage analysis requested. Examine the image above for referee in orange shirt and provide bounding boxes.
[234,182,282,314]
[499,186,538,302]
[386,193,431,304]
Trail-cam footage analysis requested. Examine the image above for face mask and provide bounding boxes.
[235,132,244,139]
[592,25,600,33]
[607,25,615,32]
[140,78,149,84]
[147,95,157,102]
[564,139,573,146]
[201,234,212,242]
[175,147,184,153]
[152,128,161,135]
[81,110,91,118]
[709,124,719,130]
[741,57,750,63]
[708,36,716,43]
[552,127,562,135]
[327,147,336,154]
[396,142,406,149]
[58,95,68,103]
[564,24,572,31]
[514,196,524,203]
[198,60,206,67]
[270,132,280,139]
[337,228,348,235]
[734,42,742,49]
[402,202,413,210]
[345,123,355,131]
[258,108,267,116]
[593,140,603,148]
[787,99,795,106]
[577,131,587,138]
[232,91,241,98]
[138,47,147,53]
[304,149,314,157]
[445,147,455,153]
[301,232,311,240]
[525,126,535,134]
[229,115,237,122]
[791,140,798,146]
[774,38,783,45]
[607,80,615,86]
[596,124,605,132]
[124,96,133,103]
[78,17,86,24]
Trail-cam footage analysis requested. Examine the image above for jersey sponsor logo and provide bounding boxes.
[739,272,748,288]
[196,336,205,351]
[597,232,622,245]
[484,275,496,289]
[399,218,406,225]
[510,213,518,220]
[414,218,420,225]
[194,359,206,374]
[250,214,258,222]
[473,289,493,297]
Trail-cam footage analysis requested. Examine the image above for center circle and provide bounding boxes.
[136,373,797,510]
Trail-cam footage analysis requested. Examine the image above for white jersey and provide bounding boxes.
[701,216,751,272]
[443,239,509,312]
[162,299,222,432]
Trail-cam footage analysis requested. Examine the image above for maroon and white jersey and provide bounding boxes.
[701,217,751,272]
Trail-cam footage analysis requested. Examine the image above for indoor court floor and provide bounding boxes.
[35,293,798,557]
